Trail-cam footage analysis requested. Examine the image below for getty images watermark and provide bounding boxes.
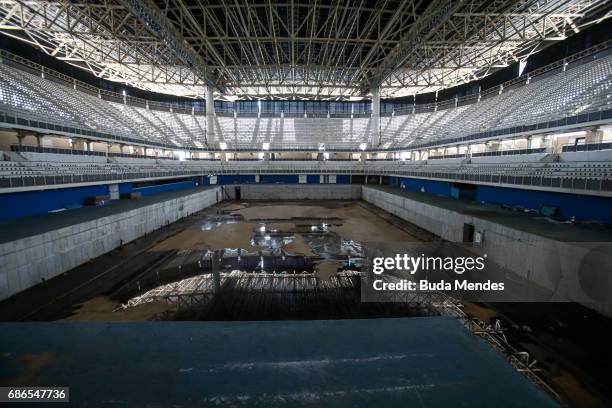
[370,253,505,292]
[360,241,612,304]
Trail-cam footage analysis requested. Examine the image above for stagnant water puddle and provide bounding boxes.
[59,201,424,321]
[110,207,382,320]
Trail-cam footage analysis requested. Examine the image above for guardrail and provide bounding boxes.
[562,142,612,152]
[471,147,546,157]
[1,161,610,192]
[429,154,466,160]
[11,145,106,157]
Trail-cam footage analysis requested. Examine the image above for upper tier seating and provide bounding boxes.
[0,52,610,150]
[379,54,612,148]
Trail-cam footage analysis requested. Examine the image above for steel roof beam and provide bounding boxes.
[118,0,224,93]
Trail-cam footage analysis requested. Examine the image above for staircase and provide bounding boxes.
[5,151,27,162]
[539,153,559,163]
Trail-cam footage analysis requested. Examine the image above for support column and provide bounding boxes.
[585,128,603,144]
[16,132,25,147]
[487,140,501,152]
[371,88,380,147]
[205,86,216,147]
[72,139,87,151]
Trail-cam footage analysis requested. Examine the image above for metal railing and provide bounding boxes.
[562,142,612,152]
[1,160,610,192]
[471,148,547,157]
[11,145,106,157]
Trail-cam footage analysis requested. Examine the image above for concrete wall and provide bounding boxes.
[362,186,612,317]
[0,187,221,301]
[222,184,362,200]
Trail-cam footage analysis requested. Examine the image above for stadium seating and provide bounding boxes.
[1,151,610,192]
[1,52,610,151]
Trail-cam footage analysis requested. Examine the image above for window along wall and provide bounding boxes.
[213,100,373,115]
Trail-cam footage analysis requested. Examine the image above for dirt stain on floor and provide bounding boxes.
[315,260,342,281]
[61,296,170,321]
[282,233,317,256]
[231,204,342,220]
[463,303,498,322]
[150,222,263,252]
[149,202,418,257]
[232,203,419,243]
[219,202,248,211]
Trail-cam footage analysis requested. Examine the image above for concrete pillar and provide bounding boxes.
[36,135,43,148]
[205,86,215,146]
[72,139,86,151]
[371,88,380,147]
[487,141,501,152]
[585,128,602,144]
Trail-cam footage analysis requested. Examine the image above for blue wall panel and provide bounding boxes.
[0,185,109,220]
[214,175,256,184]
[399,177,451,196]
[119,183,132,194]
[336,175,351,184]
[475,185,612,223]
[132,180,195,196]
[261,175,299,184]
[3,174,606,223]
[307,175,320,184]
